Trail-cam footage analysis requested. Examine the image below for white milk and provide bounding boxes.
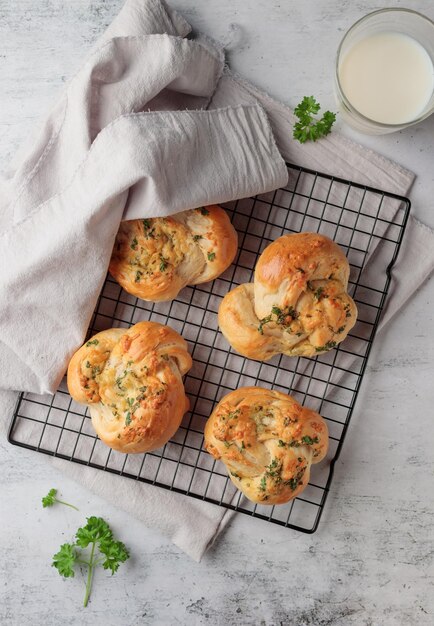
[338,32,434,124]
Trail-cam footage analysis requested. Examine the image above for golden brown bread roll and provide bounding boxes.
[204,387,328,505]
[109,205,238,301]
[67,321,192,454]
[218,232,357,360]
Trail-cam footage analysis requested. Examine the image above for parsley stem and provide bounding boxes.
[83,541,96,608]
[56,499,79,511]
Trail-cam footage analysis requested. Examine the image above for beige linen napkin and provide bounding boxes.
[3,0,434,561]
[0,0,287,395]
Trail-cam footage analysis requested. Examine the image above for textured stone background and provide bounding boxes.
[1,1,433,625]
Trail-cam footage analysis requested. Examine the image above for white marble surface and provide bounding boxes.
[1,1,434,624]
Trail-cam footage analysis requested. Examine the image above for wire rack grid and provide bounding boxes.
[8,163,410,533]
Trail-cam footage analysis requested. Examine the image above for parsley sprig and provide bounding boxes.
[293,96,336,143]
[52,516,129,607]
[42,488,78,511]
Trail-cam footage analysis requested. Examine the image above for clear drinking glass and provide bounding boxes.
[335,8,434,134]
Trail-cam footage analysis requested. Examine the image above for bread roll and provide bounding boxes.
[67,321,192,454]
[219,232,357,359]
[204,387,328,505]
[109,205,238,301]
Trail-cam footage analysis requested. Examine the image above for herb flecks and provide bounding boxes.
[258,314,272,335]
[315,341,337,353]
[115,369,129,391]
[257,458,285,496]
[285,464,307,491]
[280,434,320,448]
[258,305,298,334]
[207,251,216,262]
[266,458,281,479]
[143,219,155,239]
[301,435,320,445]
[197,207,209,216]
[227,409,241,420]
[314,286,325,301]
[159,254,168,272]
[86,339,99,347]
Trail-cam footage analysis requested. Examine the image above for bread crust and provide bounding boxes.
[67,321,192,454]
[219,232,357,359]
[204,387,328,505]
[109,205,238,301]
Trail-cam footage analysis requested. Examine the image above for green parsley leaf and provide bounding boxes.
[86,339,99,347]
[193,234,203,242]
[99,539,130,575]
[52,543,77,578]
[53,516,130,607]
[75,516,112,549]
[207,252,216,262]
[42,488,78,511]
[293,96,336,144]
[130,237,138,251]
[159,254,168,272]
[42,488,57,508]
[197,207,209,216]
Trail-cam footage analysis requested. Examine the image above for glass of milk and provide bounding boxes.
[335,8,434,134]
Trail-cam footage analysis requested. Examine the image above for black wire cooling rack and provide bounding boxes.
[8,163,410,533]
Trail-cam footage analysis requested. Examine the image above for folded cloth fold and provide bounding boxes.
[2,0,434,562]
[0,0,288,395]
